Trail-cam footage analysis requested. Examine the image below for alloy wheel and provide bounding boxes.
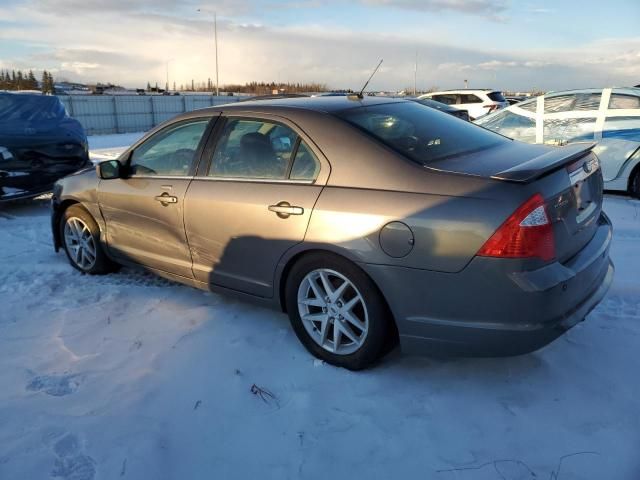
[63,217,97,271]
[297,268,369,355]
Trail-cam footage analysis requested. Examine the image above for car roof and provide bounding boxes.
[195,95,406,115]
[427,89,498,94]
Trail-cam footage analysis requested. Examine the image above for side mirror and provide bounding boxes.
[97,159,122,179]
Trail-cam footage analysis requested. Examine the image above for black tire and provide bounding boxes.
[630,168,640,199]
[285,252,395,370]
[60,205,116,274]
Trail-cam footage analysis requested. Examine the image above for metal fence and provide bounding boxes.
[58,95,241,135]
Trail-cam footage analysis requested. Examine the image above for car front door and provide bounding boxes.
[98,116,215,278]
[184,115,329,297]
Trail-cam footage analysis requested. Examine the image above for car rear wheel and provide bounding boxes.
[285,253,393,370]
[60,205,115,274]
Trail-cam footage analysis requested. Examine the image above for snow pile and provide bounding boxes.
[0,182,639,477]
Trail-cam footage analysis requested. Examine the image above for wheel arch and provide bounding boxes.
[52,199,81,251]
[277,246,400,347]
[626,154,640,196]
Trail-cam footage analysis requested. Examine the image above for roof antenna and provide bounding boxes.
[350,59,383,100]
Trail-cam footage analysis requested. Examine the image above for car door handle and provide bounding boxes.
[268,202,304,218]
[155,193,178,205]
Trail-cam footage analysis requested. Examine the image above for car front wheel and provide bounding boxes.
[60,205,115,274]
[285,253,394,370]
[630,168,640,199]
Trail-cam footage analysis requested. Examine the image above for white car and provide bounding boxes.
[418,89,508,120]
[475,87,640,197]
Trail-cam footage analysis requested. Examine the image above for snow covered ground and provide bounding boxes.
[1,134,639,479]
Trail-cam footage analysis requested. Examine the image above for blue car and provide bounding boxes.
[0,93,89,202]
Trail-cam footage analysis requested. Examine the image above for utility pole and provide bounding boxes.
[165,59,173,92]
[214,12,219,96]
[413,51,417,96]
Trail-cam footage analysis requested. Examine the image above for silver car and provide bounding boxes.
[52,96,614,369]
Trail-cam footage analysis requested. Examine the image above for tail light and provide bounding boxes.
[478,193,555,261]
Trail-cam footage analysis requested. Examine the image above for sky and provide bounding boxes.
[0,0,639,92]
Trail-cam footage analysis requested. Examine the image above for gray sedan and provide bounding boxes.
[51,96,614,369]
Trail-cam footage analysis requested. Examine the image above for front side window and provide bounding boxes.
[337,101,507,165]
[130,119,209,176]
[209,118,312,180]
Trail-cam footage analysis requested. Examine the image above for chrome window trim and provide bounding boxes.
[194,176,315,185]
[128,175,194,180]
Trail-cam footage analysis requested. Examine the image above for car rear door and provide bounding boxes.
[184,114,329,297]
[97,116,216,278]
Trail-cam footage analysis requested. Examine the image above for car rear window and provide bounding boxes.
[487,91,506,102]
[336,102,507,165]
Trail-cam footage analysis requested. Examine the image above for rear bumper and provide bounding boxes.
[363,212,614,357]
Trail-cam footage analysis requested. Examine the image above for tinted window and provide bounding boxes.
[290,141,320,180]
[609,94,640,109]
[209,118,296,179]
[459,94,482,104]
[478,111,536,142]
[487,91,506,102]
[432,94,457,105]
[130,119,209,176]
[337,102,507,165]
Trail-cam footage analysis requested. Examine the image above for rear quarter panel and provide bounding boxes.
[304,184,524,273]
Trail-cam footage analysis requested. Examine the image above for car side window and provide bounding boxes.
[479,111,536,143]
[130,119,209,176]
[290,141,320,181]
[459,94,482,104]
[209,118,298,179]
[433,94,456,105]
[609,94,640,109]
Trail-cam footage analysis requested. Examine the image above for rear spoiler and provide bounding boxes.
[492,142,596,183]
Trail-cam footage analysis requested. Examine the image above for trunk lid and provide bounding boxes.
[430,141,603,263]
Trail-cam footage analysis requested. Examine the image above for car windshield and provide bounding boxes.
[336,101,507,165]
[0,94,66,125]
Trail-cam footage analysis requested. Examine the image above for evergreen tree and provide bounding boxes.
[27,70,37,89]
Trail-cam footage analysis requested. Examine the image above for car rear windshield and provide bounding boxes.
[487,91,506,102]
[336,102,507,165]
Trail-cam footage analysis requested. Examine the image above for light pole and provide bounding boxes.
[197,9,220,96]
[214,12,219,96]
[166,58,174,92]
[414,51,417,96]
